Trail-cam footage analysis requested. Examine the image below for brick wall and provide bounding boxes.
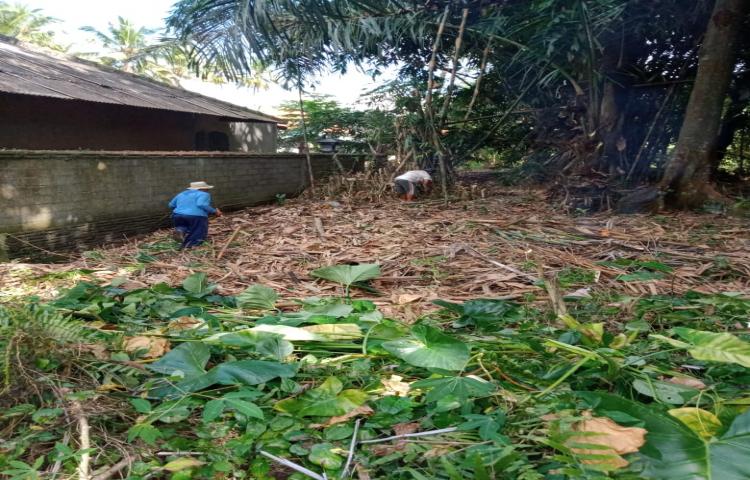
[0,150,362,260]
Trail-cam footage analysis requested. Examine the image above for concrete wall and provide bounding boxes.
[0,93,278,153]
[0,150,361,259]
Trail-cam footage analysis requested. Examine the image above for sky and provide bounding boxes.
[25,0,394,115]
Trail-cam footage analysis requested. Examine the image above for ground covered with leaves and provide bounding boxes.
[2,190,750,479]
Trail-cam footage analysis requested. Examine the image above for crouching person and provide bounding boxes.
[169,181,222,249]
[393,170,433,201]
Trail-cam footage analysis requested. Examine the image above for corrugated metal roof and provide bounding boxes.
[0,37,282,123]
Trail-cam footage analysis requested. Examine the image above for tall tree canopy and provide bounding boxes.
[168,0,750,209]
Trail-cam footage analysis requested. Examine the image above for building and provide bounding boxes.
[0,36,282,152]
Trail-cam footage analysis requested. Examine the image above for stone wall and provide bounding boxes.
[0,150,361,259]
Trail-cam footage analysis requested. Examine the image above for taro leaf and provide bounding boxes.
[651,328,750,368]
[250,325,324,341]
[254,335,295,360]
[205,331,293,361]
[668,408,722,440]
[382,325,470,371]
[581,391,750,479]
[182,272,214,296]
[433,299,521,330]
[311,264,381,287]
[302,324,362,340]
[282,303,355,325]
[195,360,295,389]
[152,360,295,398]
[670,327,750,368]
[412,375,495,403]
[275,377,367,417]
[308,443,343,469]
[632,379,698,405]
[236,285,278,311]
[147,342,209,378]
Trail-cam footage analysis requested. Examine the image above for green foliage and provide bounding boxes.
[236,284,278,311]
[382,324,470,371]
[652,327,750,368]
[275,376,367,417]
[5,272,750,479]
[583,393,750,479]
[0,2,65,51]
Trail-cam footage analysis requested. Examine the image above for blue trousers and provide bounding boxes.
[173,214,209,248]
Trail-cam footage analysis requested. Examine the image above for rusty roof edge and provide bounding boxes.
[0,35,285,124]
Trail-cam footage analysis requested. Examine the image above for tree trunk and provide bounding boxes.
[659,0,748,208]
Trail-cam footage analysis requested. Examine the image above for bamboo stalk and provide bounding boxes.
[216,226,242,260]
[626,85,675,182]
[424,5,450,122]
[424,5,451,205]
[463,39,492,122]
[297,79,315,194]
[438,8,469,128]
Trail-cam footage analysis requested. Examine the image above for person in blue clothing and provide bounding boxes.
[168,181,222,249]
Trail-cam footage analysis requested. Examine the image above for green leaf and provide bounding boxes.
[632,378,698,405]
[616,271,664,282]
[668,407,722,440]
[581,392,750,479]
[412,375,495,403]
[275,377,367,417]
[237,284,278,311]
[308,443,343,469]
[127,423,163,446]
[152,359,295,398]
[147,342,209,378]
[194,360,296,389]
[250,324,324,341]
[202,399,225,423]
[163,457,205,472]
[672,327,750,368]
[302,323,362,340]
[434,299,521,330]
[205,330,293,360]
[182,272,214,296]
[311,264,381,287]
[225,399,264,419]
[130,398,152,413]
[382,325,470,371]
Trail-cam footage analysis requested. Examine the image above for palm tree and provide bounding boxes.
[0,2,66,51]
[81,17,172,78]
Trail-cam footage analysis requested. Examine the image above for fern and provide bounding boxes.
[0,305,104,393]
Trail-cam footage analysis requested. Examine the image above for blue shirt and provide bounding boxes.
[169,190,216,217]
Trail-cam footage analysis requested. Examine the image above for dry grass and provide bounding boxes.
[3,185,749,318]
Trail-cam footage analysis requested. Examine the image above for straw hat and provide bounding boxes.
[188,181,214,190]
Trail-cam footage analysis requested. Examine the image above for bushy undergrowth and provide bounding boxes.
[2,267,750,479]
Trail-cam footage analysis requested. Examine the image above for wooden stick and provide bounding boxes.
[72,401,91,480]
[359,427,458,445]
[216,226,242,260]
[259,451,326,480]
[340,418,361,479]
[313,217,325,239]
[92,457,132,480]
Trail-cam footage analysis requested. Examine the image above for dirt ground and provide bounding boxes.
[3,187,750,316]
